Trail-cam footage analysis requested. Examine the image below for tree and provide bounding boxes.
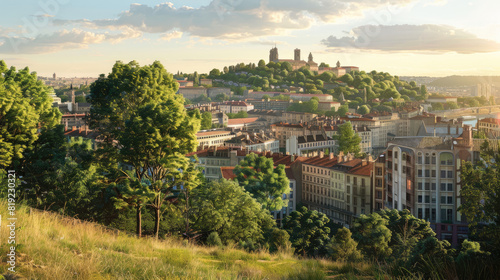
[258,59,266,68]
[283,206,331,257]
[352,213,392,260]
[209,68,221,77]
[357,105,370,115]
[379,209,435,262]
[459,144,500,252]
[336,122,361,156]
[88,61,201,239]
[214,93,229,102]
[446,102,458,109]
[327,227,363,262]
[431,103,444,111]
[234,153,290,211]
[190,179,275,244]
[336,105,349,117]
[340,73,354,85]
[0,61,61,171]
[201,111,212,130]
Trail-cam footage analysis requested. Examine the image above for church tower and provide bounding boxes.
[294,48,301,61]
[308,52,313,63]
[269,47,279,63]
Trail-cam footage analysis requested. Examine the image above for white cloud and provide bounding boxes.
[0,28,141,54]
[160,31,183,41]
[55,0,415,40]
[321,24,500,53]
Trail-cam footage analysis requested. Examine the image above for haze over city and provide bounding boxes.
[1,0,500,77]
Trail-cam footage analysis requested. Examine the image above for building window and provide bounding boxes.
[441,183,446,191]
[441,170,446,178]
[418,169,422,177]
[376,191,382,199]
[425,170,430,177]
[425,183,430,190]
[447,196,453,204]
[431,183,436,190]
[447,171,453,178]
[418,208,423,219]
[418,195,422,203]
[447,184,453,192]
[431,170,436,177]
[418,182,423,190]
[425,195,430,203]
[441,196,446,204]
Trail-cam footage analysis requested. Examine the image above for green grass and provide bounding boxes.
[0,200,380,280]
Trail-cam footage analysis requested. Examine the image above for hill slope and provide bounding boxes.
[0,201,376,280]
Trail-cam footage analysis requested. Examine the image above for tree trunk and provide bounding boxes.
[136,205,142,238]
[154,207,160,239]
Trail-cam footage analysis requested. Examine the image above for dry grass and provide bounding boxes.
[0,201,342,280]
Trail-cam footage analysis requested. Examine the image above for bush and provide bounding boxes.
[206,232,223,248]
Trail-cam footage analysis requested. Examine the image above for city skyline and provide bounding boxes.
[1,0,500,77]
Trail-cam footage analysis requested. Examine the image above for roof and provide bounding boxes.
[388,137,452,150]
[227,118,259,126]
[348,162,373,176]
[303,155,339,168]
[62,114,86,118]
[220,101,251,106]
[478,118,500,125]
[221,167,238,180]
[196,130,232,137]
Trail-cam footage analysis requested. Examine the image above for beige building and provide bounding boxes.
[196,130,235,149]
[219,101,254,114]
[477,118,500,137]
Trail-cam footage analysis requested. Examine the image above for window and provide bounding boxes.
[425,155,430,164]
[425,195,430,203]
[347,176,350,183]
[447,171,453,178]
[418,182,423,190]
[447,209,453,221]
[441,183,446,191]
[418,208,423,219]
[418,195,423,203]
[425,208,430,219]
[441,170,446,178]
[431,208,436,222]
[376,168,382,176]
[418,156,422,164]
[440,153,453,165]
[424,169,429,177]
[447,184,453,192]
[441,196,446,204]
[431,170,436,177]
[376,191,382,199]
[418,169,422,177]
[431,183,436,190]
[425,183,430,190]
[447,196,453,204]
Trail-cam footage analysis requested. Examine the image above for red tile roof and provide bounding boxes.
[221,167,238,180]
[227,118,259,126]
[303,155,339,168]
[196,130,232,137]
[479,118,500,125]
[348,162,373,176]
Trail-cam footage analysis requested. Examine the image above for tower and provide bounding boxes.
[269,47,279,63]
[294,48,301,61]
[336,61,341,68]
[53,73,56,80]
[308,52,313,63]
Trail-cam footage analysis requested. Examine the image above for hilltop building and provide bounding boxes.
[269,47,318,71]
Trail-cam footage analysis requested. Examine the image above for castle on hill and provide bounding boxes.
[269,47,318,71]
[269,47,359,77]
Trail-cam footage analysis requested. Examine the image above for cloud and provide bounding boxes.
[0,28,141,54]
[321,24,500,53]
[160,31,183,41]
[55,0,414,40]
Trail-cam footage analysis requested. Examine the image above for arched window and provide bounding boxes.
[440,153,454,166]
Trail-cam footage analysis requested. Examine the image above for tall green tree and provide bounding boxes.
[327,227,363,262]
[200,111,212,130]
[283,206,331,257]
[459,142,500,252]
[0,61,61,172]
[88,61,201,238]
[190,179,275,244]
[352,212,392,260]
[336,122,361,156]
[234,153,290,211]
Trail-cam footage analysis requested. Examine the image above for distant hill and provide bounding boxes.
[429,76,500,87]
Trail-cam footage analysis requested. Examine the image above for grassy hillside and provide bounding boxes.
[0,201,381,280]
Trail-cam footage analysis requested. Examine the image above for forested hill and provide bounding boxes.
[429,76,500,87]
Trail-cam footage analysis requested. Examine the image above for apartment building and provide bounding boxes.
[286,134,336,156]
[219,101,254,114]
[477,118,500,137]
[301,152,374,227]
[385,126,474,246]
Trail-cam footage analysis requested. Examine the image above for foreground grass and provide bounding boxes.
[0,201,389,280]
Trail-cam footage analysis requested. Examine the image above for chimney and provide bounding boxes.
[447,124,451,135]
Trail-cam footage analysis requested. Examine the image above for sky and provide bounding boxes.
[0,0,499,77]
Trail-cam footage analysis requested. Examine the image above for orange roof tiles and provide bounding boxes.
[227,118,259,126]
